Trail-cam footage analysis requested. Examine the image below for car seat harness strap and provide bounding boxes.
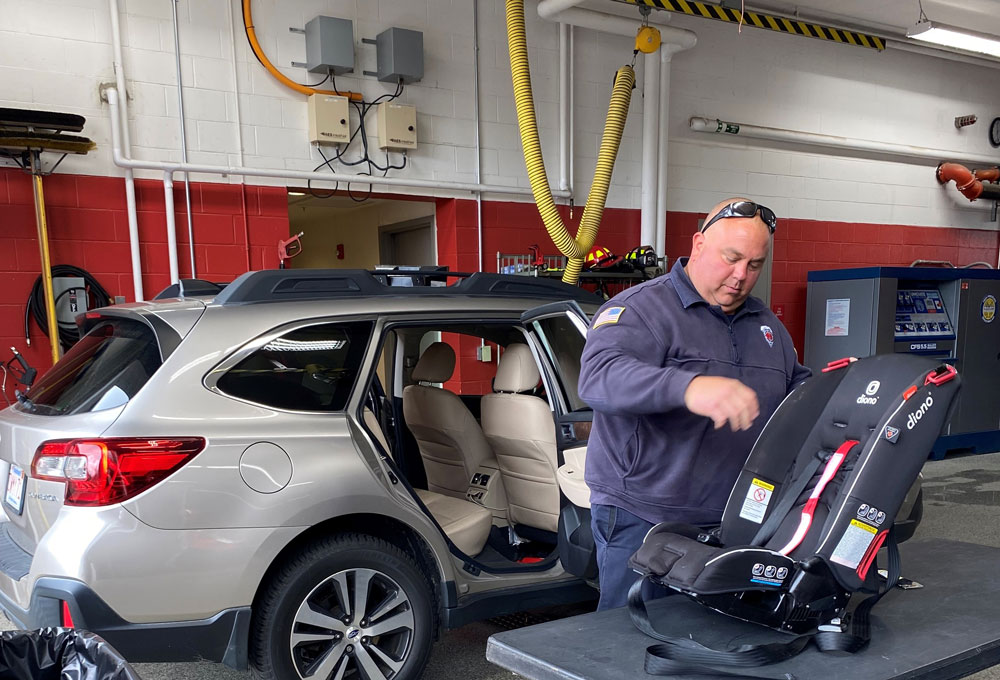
[777,440,859,556]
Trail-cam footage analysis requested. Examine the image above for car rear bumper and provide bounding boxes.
[0,576,251,670]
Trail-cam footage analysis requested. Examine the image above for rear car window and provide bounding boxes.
[216,322,373,412]
[529,313,589,412]
[26,317,162,416]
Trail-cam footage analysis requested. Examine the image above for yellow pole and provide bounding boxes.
[29,151,61,365]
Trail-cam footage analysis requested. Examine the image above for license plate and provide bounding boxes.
[5,464,25,515]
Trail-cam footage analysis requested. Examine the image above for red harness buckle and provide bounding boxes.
[925,363,957,386]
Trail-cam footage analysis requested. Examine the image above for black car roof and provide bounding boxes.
[210,269,603,306]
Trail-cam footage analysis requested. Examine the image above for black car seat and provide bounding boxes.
[627,353,960,675]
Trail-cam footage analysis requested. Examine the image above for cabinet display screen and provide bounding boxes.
[894,289,954,339]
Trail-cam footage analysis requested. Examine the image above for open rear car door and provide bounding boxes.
[520,300,598,579]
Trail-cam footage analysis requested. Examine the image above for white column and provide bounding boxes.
[640,51,661,249]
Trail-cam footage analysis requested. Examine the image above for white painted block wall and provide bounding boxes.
[0,0,998,229]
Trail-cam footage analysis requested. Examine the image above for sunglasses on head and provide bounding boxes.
[700,201,777,235]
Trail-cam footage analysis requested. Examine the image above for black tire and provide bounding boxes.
[251,533,435,680]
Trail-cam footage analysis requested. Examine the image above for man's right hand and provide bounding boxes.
[683,376,760,431]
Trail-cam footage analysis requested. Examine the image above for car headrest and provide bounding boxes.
[412,342,455,383]
[494,344,539,393]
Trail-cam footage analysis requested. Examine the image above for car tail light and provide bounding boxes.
[31,438,205,507]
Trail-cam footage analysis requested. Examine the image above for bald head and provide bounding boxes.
[685,197,772,312]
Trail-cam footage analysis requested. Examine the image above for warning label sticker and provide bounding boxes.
[739,478,775,524]
[830,519,878,569]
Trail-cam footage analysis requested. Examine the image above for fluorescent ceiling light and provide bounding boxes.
[907,21,1000,58]
[288,191,306,196]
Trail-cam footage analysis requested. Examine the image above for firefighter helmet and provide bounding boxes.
[625,245,658,269]
[585,246,622,270]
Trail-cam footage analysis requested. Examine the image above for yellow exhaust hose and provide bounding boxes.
[506,0,635,285]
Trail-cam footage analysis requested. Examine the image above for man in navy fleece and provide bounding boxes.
[579,197,811,610]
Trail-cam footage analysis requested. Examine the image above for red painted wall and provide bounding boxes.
[0,169,290,402]
[436,198,1000,388]
[434,197,643,394]
[2,176,996,403]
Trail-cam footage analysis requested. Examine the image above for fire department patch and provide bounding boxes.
[760,325,774,347]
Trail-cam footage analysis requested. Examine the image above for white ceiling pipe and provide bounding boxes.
[689,117,1000,168]
[640,51,661,249]
[108,0,143,301]
[105,89,570,199]
[537,0,586,14]
[538,5,696,49]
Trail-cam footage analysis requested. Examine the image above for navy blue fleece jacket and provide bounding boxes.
[579,259,811,525]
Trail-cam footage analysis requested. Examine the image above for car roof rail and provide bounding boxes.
[153,278,228,300]
[212,269,602,306]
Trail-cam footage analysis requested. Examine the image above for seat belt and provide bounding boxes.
[751,440,858,549]
[630,527,901,677]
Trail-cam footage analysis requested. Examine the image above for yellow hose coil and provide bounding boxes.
[506,0,635,285]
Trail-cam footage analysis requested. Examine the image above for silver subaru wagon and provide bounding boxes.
[0,268,607,680]
[0,267,922,680]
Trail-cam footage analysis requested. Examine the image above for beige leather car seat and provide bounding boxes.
[415,489,492,556]
[481,344,561,533]
[365,405,491,556]
[402,342,495,499]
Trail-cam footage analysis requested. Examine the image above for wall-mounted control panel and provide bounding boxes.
[376,103,417,150]
[308,94,350,145]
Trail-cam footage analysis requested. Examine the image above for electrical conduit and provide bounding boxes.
[506,0,635,285]
[241,0,362,101]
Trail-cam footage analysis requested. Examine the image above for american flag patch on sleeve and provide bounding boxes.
[593,306,625,328]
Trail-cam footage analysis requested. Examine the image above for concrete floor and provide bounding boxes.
[4,451,1000,679]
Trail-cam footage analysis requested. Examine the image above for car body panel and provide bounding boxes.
[0,275,610,667]
[0,406,125,553]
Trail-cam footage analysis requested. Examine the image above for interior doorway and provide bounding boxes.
[379,217,435,266]
[286,193,436,269]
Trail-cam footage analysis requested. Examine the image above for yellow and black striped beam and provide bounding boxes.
[614,0,886,51]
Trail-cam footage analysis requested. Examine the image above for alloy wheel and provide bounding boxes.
[289,567,416,679]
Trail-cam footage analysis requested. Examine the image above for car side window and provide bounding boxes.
[530,314,589,412]
[216,321,374,412]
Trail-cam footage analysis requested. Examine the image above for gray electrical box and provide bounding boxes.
[305,16,354,75]
[52,276,87,326]
[375,28,423,83]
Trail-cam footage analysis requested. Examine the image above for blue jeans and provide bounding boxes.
[592,503,669,611]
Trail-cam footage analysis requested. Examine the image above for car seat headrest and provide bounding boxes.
[494,344,539,393]
[412,342,455,383]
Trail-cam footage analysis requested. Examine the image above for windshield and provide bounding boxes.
[25,317,162,416]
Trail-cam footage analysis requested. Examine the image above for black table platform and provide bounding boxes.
[487,539,1000,680]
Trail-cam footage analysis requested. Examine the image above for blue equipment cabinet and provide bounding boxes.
[805,266,1000,458]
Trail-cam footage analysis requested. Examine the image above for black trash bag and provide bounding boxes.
[0,627,140,680]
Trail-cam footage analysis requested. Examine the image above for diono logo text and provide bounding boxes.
[906,395,934,430]
[856,380,881,405]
